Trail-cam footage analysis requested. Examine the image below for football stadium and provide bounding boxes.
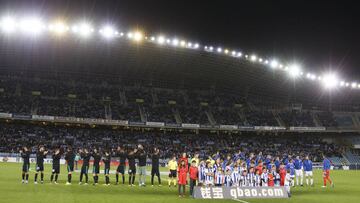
[1,1,360,203]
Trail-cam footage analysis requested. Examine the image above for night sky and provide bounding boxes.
[1,0,359,79]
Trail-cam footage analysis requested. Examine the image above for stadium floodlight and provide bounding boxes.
[288,64,301,78]
[19,17,45,35]
[250,55,257,61]
[351,82,357,88]
[157,36,165,44]
[133,31,143,41]
[217,47,222,53]
[73,23,93,37]
[49,21,68,35]
[322,73,339,89]
[0,16,17,33]
[172,38,179,46]
[99,25,115,38]
[270,60,278,68]
[180,40,186,47]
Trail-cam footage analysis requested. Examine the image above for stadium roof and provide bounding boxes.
[0,16,360,108]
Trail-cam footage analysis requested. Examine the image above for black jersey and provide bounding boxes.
[127,153,136,169]
[118,151,127,166]
[21,151,31,164]
[151,153,160,168]
[102,154,111,169]
[81,152,91,166]
[36,151,47,165]
[52,153,61,166]
[92,152,101,166]
[65,150,75,165]
[137,149,147,167]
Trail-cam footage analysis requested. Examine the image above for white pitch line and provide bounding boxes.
[232,199,250,203]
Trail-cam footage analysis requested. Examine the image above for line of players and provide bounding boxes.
[19,144,159,186]
[168,153,318,197]
[19,146,333,193]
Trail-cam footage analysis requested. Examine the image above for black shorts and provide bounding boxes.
[81,165,89,174]
[92,165,100,174]
[151,167,160,176]
[117,165,125,174]
[67,164,74,172]
[36,164,44,172]
[104,168,110,175]
[169,170,177,178]
[52,165,60,174]
[128,167,136,175]
[22,164,30,172]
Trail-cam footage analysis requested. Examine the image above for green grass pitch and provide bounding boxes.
[1,162,360,203]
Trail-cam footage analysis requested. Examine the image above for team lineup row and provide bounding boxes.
[18,145,334,197]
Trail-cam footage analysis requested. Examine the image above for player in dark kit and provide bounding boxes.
[34,146,48,184]
[20,147,31,184]
[116,146,127,185]
[65,147,75,185]
[151,147,162,186]
[127,148,137,186]
[103,151,111,186]
[79,148,91,185]
[92,148,101,185]
[50,148,61,184]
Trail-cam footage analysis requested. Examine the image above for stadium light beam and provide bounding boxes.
[49,21,68,35]
[19,17,45,35]
[73,23,93,37]
[288,64,301,78]
[270,60,278,68]
[0,16,17,33]
[322,73,339,89]
[157,35,165,44]
[100,25,116,39]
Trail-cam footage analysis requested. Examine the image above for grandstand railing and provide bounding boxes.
[3,111,360,132]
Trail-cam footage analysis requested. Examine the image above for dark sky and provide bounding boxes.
[1,0,359,79]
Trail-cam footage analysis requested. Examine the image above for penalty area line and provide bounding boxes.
[232,199,250,203]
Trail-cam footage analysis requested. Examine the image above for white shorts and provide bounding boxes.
[295,170,303,177]
[305,171,313,177]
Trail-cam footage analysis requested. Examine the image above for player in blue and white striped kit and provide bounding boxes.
[198,161,206,186]
[294,156,304,186]
[240,170,249,186]
[204,161,215,186]
[231,166,241,186]
[261,167,269,186]
[247,167,255,187]
[303,155,314,186]
[254,169,261,187]
[214,167,225,186]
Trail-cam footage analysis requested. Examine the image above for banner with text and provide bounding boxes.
[193,186,289,199]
